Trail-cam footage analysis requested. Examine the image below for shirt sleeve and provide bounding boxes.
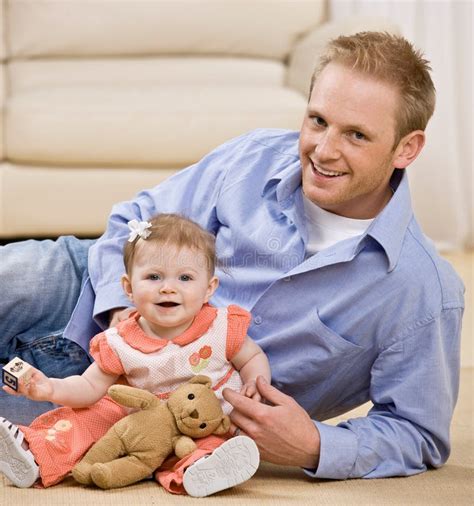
[305,308,462,479]
[89,331,125,376]
[87,132,253,329]
[226,305,252,360]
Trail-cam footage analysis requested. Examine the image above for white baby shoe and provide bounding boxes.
[183,435,259,497]
[0,417,39,487]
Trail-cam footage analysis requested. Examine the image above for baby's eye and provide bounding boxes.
[179,274,192,282]
[148,274,161,281]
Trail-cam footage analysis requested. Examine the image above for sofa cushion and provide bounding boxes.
[9,57,286,91]
[0,1,4,160]
[0,0,5,61]
[0,64,4,160]
[6,80,306,166]
[7,0,325,60]
[0,163,176,236]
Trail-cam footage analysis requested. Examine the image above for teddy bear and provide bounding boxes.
[72,375,230,489]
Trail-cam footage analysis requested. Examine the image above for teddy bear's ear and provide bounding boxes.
[189,375,212,388]
[213,415,231,435]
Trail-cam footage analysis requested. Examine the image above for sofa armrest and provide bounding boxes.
[286,16,400,98]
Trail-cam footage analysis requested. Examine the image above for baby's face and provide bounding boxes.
[122,242,218,340]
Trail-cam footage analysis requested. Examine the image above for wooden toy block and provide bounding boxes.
[2,357,33,391]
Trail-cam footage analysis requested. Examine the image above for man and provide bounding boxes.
[0,32,464,482]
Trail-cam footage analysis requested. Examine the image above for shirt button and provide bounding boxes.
[254,316,263,325]
[283,276,292,282]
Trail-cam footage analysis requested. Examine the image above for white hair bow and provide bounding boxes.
[127,219,152,242]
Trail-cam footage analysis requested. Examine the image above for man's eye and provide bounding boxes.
[352,131,366,141]
[179,275,192,282]
[311,116,327,127]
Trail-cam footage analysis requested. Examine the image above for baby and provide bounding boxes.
[1,213,271,496]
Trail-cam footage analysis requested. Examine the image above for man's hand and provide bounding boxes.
[109,307,135,327]
[223,376,320,469]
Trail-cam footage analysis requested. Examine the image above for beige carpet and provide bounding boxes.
[1,367,472,505]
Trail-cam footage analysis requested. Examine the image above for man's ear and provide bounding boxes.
[204,276,219,303]
[121,274,134,302]
[392,130,425,169]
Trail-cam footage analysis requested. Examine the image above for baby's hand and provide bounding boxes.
[240,380,262,402]
[3,367,54,402]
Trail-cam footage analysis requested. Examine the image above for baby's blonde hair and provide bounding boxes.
[310,31,436,146]
[123,213,217,276]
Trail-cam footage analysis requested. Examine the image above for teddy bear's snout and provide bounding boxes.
[181,406,201,423]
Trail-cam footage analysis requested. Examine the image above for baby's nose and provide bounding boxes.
[159,283,177,293]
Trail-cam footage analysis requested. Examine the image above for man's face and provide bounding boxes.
[299,63,402,219]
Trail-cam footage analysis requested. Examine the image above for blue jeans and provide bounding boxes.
[0,236,95,424]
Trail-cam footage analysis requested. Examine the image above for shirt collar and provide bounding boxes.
[264,162,413,273]
[261,159,302,203]
[360,169,413,272]
[117,304,218,353]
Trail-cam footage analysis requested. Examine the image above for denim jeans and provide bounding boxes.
[0,236,95,424]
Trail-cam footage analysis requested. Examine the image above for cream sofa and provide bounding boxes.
[0,1,395,238]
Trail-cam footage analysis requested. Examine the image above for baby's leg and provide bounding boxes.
[0,418,39,488]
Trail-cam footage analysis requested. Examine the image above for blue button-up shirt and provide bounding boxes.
[65,129,464,479]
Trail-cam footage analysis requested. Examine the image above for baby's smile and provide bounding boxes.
[157,301,180,308]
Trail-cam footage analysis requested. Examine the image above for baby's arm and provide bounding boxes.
[231,336,271,402]
[3,362,119,409]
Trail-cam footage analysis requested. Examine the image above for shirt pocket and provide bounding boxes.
[274,310,364,396]
[310,310,363,357]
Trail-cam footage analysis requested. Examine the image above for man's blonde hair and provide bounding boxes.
[310,31,436,145]
[123,213,217,276]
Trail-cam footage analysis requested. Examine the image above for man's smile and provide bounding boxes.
[311,160,346,178]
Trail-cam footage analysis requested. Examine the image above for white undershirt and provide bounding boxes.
[302,192,374,256]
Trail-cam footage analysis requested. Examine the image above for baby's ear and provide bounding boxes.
[121,274,133,301]
[213,415,231,435]
[204,275,219,302]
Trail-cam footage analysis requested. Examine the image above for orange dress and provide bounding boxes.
[20,304,250,492]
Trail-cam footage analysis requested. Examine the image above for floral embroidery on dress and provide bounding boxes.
[189,345,212,373]
[44,419,73,442]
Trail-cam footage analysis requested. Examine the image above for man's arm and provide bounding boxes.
[312,308,462,479]
[87,133,251,328]
[224,308,462,477]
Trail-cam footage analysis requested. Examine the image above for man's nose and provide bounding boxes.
[314,129,341,161]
